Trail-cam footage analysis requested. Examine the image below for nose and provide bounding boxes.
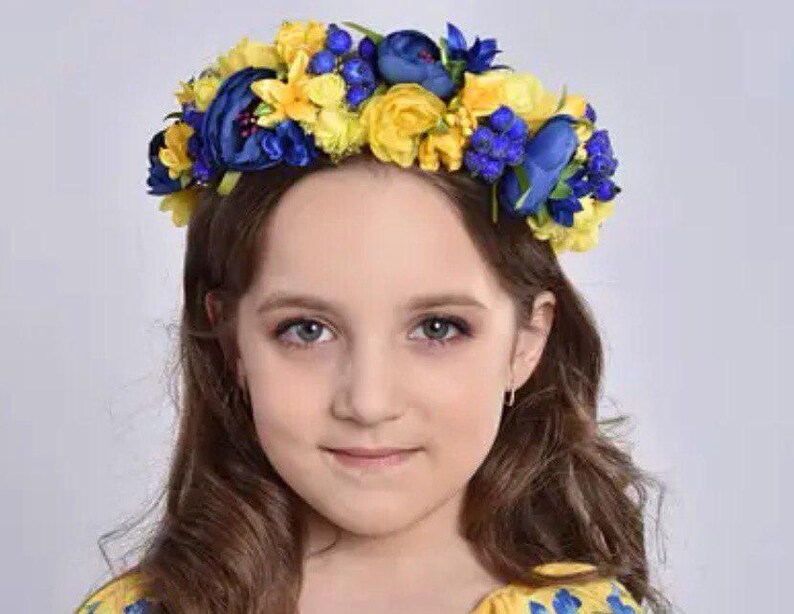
[332,340,403,425]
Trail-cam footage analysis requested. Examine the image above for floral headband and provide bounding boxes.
[146,19,621,253]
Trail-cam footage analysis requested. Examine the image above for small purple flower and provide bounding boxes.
[547,195,584,227]
[469,126,495,154]
[308,49,336,74]
[566,167,592,198]
[346,84,372,108]
[463,149,487,174]
[504,140,525,166]
[341,57,375,87]
[490,134,512,160]
[591,177,621,201]
[505,116,529,141]
[358,37,377,60]
[489,105,516,133]
[585,129,613,158]
[444,22,509,73]
[587,153,614,177]
[585,103,597,123]
[480,157,505,183]
[325,24,353,55]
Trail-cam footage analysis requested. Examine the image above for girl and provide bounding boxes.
[75,19,670,614]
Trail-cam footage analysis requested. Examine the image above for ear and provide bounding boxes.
[507,291,556,390]
[204,291,248,390]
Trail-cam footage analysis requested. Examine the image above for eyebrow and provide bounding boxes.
[255,291,488,316]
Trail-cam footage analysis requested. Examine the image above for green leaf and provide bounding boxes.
[438,36,449,67]
[341,21,384,44]
[550,180,573,200]
[217,171,241,196]
[514,164,530,193]
[559,162,581,181]
[179,174,192,189]
[254,102,274,117]
[162,111,182,122]
[553,83,568,114]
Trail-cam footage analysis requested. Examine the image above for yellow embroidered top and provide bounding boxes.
[74,561,644,613]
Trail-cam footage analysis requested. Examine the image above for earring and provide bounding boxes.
[505,366,516,407]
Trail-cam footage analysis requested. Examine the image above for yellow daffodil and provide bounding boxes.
[275,20,327,68]
[308,106,367,158]
[360,83,447,168]
[251,49,318,128]
[216,36,282,79]
[158,186,200,227]
[527,196,616,253]
[158,122,194,179]
[173,76,221,111]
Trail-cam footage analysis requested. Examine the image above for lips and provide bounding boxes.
[324,446,419,458]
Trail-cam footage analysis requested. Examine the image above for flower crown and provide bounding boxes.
[147,19,621,253]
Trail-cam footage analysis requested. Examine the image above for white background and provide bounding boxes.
[0,1,790,611]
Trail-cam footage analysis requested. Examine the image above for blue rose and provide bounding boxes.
[376,30,456,98]
[259,119,319,167]
[497,115,579,217]
[201,66,283,172]
[146,130,182,195]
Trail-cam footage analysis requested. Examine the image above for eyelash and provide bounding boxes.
[272,313,472,351]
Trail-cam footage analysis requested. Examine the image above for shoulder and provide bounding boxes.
[472,561,645,614]
[74,572,156,614]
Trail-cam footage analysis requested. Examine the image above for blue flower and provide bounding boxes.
[259,119,319,167]
[587,153,614,177]
[585,103,597,123]
[497,115,579,217]
[325,23,353,55]
[444,22,509,73]
[340,57,375,87]
[547,195,584,227]
[606,584,636,614]
[584,129,613,159]
[308,49,336,74]
[346,85,373,108]
[469,126,496,154]
[376,30,456,98]
[489,105,516,133]
[591,176,621,201]
[146,130,182,195]
[566,167,592,198]
[200,66,281,172]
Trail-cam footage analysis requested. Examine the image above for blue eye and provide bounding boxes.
[273,314,472,351]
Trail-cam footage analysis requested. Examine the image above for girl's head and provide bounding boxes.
[130,148,666,612]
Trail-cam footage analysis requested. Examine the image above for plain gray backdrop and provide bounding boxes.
[1,0,790,611]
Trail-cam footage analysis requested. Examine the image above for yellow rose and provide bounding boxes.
[308,106,367,158]
[360,83,446,168]
[305,73,346,108]
[275,20,327,67]
[191,76,221,111]
[460,70,510,118]
[158,122,194,179]
[217,36,282,79]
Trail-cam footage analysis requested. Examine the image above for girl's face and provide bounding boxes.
[230,164,553,545]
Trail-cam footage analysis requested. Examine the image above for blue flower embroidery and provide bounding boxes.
[606,583,636,614]
[528,588,582,613]
[124,598,154,614]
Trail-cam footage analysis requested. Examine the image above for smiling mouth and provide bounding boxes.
[322,447,420,469]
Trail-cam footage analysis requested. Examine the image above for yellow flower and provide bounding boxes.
[251,49,318,128]
[159,186,200,227]
[527,196,616,253]
[217,36,282,79]
[308,106,367,158]
[158,121,194,179]
[275,20,327,68]
[360,83,447,168]
[418,126,467,172]
[305,73,346,108]
[459,70,511,118]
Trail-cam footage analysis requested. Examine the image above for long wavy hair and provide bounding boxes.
[99,149,671,613]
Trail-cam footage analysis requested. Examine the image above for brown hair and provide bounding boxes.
[100,149,671,613]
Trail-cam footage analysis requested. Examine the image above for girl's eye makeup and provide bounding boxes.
[271,314,473,351]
